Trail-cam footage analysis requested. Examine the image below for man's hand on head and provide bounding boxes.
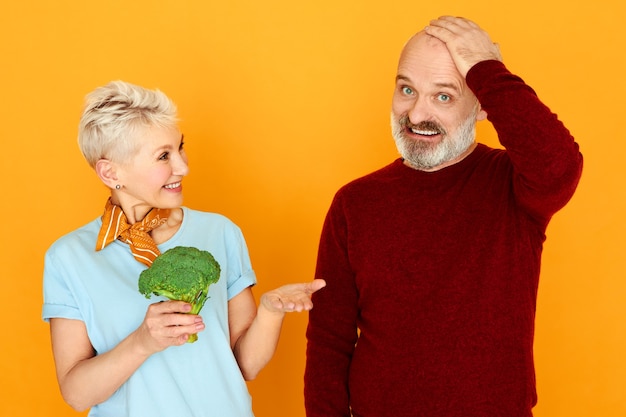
[424,16,503,78]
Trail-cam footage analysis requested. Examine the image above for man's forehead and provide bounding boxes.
[397,33,461,82]
[405,31,447,50]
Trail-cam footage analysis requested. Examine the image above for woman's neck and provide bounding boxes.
[150,207,184,245]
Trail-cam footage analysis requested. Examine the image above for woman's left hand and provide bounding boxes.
[260,279,326,313]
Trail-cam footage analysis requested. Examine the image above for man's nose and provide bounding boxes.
[407,97,432,124]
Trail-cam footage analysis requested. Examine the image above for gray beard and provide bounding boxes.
[391,109,477,171]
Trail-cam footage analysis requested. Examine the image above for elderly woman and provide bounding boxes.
[42,80,325,417]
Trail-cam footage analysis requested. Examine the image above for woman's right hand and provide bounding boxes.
[136,300,205,354]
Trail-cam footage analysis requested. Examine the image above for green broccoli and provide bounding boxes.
[138,246,221,343]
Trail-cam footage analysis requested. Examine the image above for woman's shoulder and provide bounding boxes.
[45,217,101,258]
[182,207,238,227]
[163,207,248,251]
[180,207,245,238]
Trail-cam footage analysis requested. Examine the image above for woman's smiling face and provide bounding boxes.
[113,124,189,222]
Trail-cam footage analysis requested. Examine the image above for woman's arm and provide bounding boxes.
[50,301,204,411]
[229,280,326,380]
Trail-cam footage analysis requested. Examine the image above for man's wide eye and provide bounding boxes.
[437,93,451,102]
[402,86,414,95]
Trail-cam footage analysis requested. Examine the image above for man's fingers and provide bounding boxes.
[430,16,478,31]
[422,15,503,77]
[425,16,484,41]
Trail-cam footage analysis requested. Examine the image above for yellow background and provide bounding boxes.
[1,0,624,416]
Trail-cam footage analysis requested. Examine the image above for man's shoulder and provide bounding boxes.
[340,159,404,190]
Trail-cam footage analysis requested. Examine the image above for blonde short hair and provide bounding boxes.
[78,80,178,168]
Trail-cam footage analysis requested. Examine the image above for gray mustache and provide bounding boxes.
[400,116,444,134]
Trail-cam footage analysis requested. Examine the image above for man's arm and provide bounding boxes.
[428,15,583,221]
[468,60,583,220]
[305,193,359,417]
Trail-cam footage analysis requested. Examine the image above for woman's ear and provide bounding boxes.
[95,159,118,189]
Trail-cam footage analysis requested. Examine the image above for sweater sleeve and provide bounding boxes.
[305,191,359,417]
[467,60,583,224]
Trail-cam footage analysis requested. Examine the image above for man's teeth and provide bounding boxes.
[411,128,439,136]
[164,182,181,189]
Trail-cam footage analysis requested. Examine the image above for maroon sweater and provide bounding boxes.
[304,60,583,417]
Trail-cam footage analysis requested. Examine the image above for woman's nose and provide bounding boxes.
[174,153,190,176]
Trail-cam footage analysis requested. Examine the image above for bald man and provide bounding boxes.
[305,16,582,417]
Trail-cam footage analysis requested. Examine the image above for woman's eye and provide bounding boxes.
[402,86,414,95]
[159,152,170,161]
[179,141,185,151]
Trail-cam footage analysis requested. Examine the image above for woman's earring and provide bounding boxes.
[115,184,121,190]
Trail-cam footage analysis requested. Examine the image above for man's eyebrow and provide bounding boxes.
[395,75,460,92]
[433,82,461,92]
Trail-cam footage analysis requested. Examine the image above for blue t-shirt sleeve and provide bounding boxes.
[42,247,84,322]
[224,223,257,300]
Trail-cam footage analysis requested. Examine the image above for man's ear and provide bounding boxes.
[476,106,488,121]
[95,159,118,189]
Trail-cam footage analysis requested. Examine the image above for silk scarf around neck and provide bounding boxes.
[96,198,171,267]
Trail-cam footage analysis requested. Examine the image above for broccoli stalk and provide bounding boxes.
[138,246,221,343]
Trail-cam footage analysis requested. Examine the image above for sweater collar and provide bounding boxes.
[395,143,488,178]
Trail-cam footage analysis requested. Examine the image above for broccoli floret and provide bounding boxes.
[138,246,221,343]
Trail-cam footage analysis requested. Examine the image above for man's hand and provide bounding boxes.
[424,16,502,78]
